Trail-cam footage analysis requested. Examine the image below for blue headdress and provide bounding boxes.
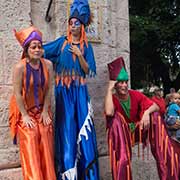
[69,0,91,26]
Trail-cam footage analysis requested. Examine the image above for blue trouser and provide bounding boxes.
[55,81,99,180]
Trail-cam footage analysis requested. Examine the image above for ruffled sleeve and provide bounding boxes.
[132,90,154,119]
[84,42,96,77]
[43,36,65,64]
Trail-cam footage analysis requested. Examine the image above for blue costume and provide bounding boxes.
[166,103,180,140]
[167,103,180,117]
[43,1,99,178]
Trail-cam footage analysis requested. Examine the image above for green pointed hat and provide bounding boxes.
[107,57,129,81]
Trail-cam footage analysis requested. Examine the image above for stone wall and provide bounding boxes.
[0,0,32,175]
[0,0,159,179]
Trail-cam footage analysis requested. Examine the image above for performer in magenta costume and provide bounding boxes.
[104,57,180,180]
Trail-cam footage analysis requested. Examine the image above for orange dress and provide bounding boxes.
[9,58,56,180]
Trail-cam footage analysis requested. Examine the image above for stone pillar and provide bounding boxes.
[95,0,130,179]
[0,0,32,178]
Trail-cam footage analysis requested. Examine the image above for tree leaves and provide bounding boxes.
[130,0,180,93]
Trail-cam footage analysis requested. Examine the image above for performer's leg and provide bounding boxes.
[18,123,43,180]
[107,113,132,180]
[38,123,56,180]
[150,113,180,180]
[55,84,78,179]
[75,84,99,180]
[149,114,168,180]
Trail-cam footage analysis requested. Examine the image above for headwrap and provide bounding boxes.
[69,0,91,26]
[107,57,129,81]
[14,26,42,48]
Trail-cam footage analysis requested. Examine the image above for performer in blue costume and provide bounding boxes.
[43,0,99,179]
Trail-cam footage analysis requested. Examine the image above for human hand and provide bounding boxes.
[108,80,117,91]
[68,45,82,57]
[22,114,35,128]
[40,111,52,126]
[140,112,150,130]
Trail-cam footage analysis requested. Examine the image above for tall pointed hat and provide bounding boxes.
[69,0,91,26]
[107,57,129,81]
[14,26,42,48]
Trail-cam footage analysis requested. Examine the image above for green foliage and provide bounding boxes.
[129,0,180,93]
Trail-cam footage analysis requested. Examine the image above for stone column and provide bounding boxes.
[95,0,130,179]
[0,0,32,179]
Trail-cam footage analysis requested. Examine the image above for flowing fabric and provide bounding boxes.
[43,36,99,180]
[18,107,56,180]
[107,112,132,180]
[107,99,180,180]
[9,58,56,180]
[150,112,180,180]
[55,81,99,180]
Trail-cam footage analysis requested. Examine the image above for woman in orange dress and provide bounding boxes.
[9,26,56,180]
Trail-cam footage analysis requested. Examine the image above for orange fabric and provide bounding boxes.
[9,58,55,180]
[164,135,168,164]
[9,95,21,140]
[55,74,86,87]
[171,146,174,176]
[158,116,161,148]
[18,116,56,180]
[108,138,112,170]
[22,58,49,109]
[161,125,165,152]
[117,113,131,158]
[9,58,49,140]
[14,26,42,46]
[127,165,130,180]
[113,150,117,180]
[175,153,178,171]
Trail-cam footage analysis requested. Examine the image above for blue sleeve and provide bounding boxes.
[174,104,180,112]
[84,43,96,77]
[43,36,65,64]
[167,104,180,116]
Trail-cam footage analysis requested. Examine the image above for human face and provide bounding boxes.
[115,81,128,96]
[171,93,180,104]
[69,18,82,36]
[155,90,163,98]
[160,90,164,98]
[27,40,43,60]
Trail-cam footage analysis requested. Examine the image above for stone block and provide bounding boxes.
[0,168,22,180]
[0,86,13,131]
[0,147,20,166]
[0,127,14,149]
[0,100,10,126]
[93,115,107,155]
[116,0,129,20]
[0,39,4,76]
[116,20,130,52]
